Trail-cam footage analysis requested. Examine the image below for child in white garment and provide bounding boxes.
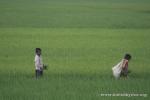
[112,54,132,79]
[34,48,44,78]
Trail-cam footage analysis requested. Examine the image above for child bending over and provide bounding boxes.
[112,54,132,79]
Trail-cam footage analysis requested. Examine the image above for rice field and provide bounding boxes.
[0,0,150,100]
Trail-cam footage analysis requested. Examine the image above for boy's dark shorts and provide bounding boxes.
[35,70,43,78]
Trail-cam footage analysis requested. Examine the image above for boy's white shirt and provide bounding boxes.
[34,55,43,70]
[112,59,124,79]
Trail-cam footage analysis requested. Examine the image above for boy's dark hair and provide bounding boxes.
[124,53,131,60]
[35,48,41,53]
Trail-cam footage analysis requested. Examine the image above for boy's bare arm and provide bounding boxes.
[122,59,127,69]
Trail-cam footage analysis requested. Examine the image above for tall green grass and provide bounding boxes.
[0,28,150,100]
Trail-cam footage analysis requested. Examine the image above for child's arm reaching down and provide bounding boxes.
[122,59,128,69]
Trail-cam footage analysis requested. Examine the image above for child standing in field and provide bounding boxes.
[112,54,132,79]
[34,48,45,78]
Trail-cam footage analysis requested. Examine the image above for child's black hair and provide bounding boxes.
[124,53,131,60]
[35,48,41,53]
